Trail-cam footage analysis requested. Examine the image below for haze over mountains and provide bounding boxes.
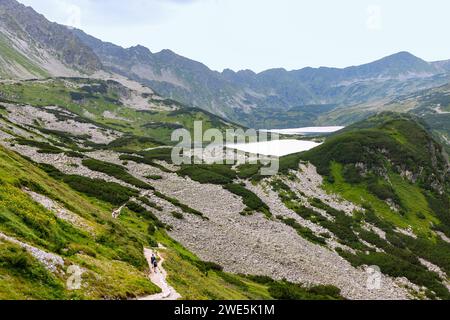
[1,0,450,129]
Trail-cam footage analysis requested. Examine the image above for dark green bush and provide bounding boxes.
[82,158,153,190]
[268,280,343,300]
[138,196,163,211]
[224,183,271,217]
[178,165,233,185]
[154,191,206,219]
[277,216,327,245]
[171,211,184,220]
[63,175,138,205]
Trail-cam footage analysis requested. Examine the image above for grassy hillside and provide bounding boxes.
[0,33,49,79]
[301,113,449,232]
[0,78,242,145]
[0,144,343,300]
[318,83,450,152]
[291,113,450,298]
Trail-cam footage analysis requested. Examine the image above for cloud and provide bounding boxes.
[19,0,200,27]
[64,3,82,28]
[366,5,382,31]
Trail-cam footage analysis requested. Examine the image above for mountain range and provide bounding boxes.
[69,30,450,128]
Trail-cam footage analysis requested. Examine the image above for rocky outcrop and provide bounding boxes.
[0,232,64,273]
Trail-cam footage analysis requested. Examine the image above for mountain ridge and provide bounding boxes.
[72,26,450,125]
[0,0,101,78]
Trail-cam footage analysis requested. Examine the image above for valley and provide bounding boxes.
[0,0,449,302]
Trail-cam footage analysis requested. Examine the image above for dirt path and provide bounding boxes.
[138,247,181,300]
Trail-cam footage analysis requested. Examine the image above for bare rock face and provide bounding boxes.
[4,104,122,144]
[0,0,102,78]
[0,232,65,274]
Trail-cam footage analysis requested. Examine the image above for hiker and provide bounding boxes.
[151,253,158,273]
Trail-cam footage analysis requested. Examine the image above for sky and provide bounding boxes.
[17,0,450,73]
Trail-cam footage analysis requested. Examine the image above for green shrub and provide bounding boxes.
[268,280,343,300]
[224,184,271,217]
[178,166,232,185]
[277,216,327,245]
[171,211,184,220]
[146,175,163,180]
[367,179,399,202]
[154,191,207,219]
[236,163,262,180]
[82,158,153,190]
[39,163,139,205]
[126,201,165,228]
[15,138,63,154]
[178,164,236,185]
[138,196,163,211]
[63,175,138,206]
[343,164,363,184]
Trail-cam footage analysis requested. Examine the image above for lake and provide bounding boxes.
[227,139,321,157]
[226,126,343,157]
[263,126,344,135]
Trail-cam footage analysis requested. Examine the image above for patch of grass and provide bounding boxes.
[0,242,66,300]
[39,163,138,206]
[154,191,207,219]
[178,164,236,185]
[224,183,271,218]
[277,216,327,245]
[82,158,153,190]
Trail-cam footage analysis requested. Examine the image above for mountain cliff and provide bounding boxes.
[0,0,101,79]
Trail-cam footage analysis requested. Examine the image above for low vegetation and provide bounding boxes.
[153,191,207,219]
[224,183,271,217]
[82,158,153,189]
[38,163,138,206]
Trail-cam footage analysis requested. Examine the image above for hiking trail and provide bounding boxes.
[138,246,181,300]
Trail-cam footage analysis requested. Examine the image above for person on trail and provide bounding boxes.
[151,253,158,273]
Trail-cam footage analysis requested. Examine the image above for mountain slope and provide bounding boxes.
[0,77,243,145]
[0,78,347,300]
[0,143,309,300]
[318,83,450,152]
[295,113,450,299]
[72,28,246,119]
[0,0,101,79]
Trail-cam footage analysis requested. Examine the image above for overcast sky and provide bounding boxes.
[17,0,450,73]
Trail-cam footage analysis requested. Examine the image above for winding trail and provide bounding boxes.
[138,247,181,300]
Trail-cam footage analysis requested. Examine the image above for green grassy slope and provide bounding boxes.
[293,113,450,299]
[301,113,449,233]
[0,144,342,300]
[0,34,49,79]
[0,78,242,145]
